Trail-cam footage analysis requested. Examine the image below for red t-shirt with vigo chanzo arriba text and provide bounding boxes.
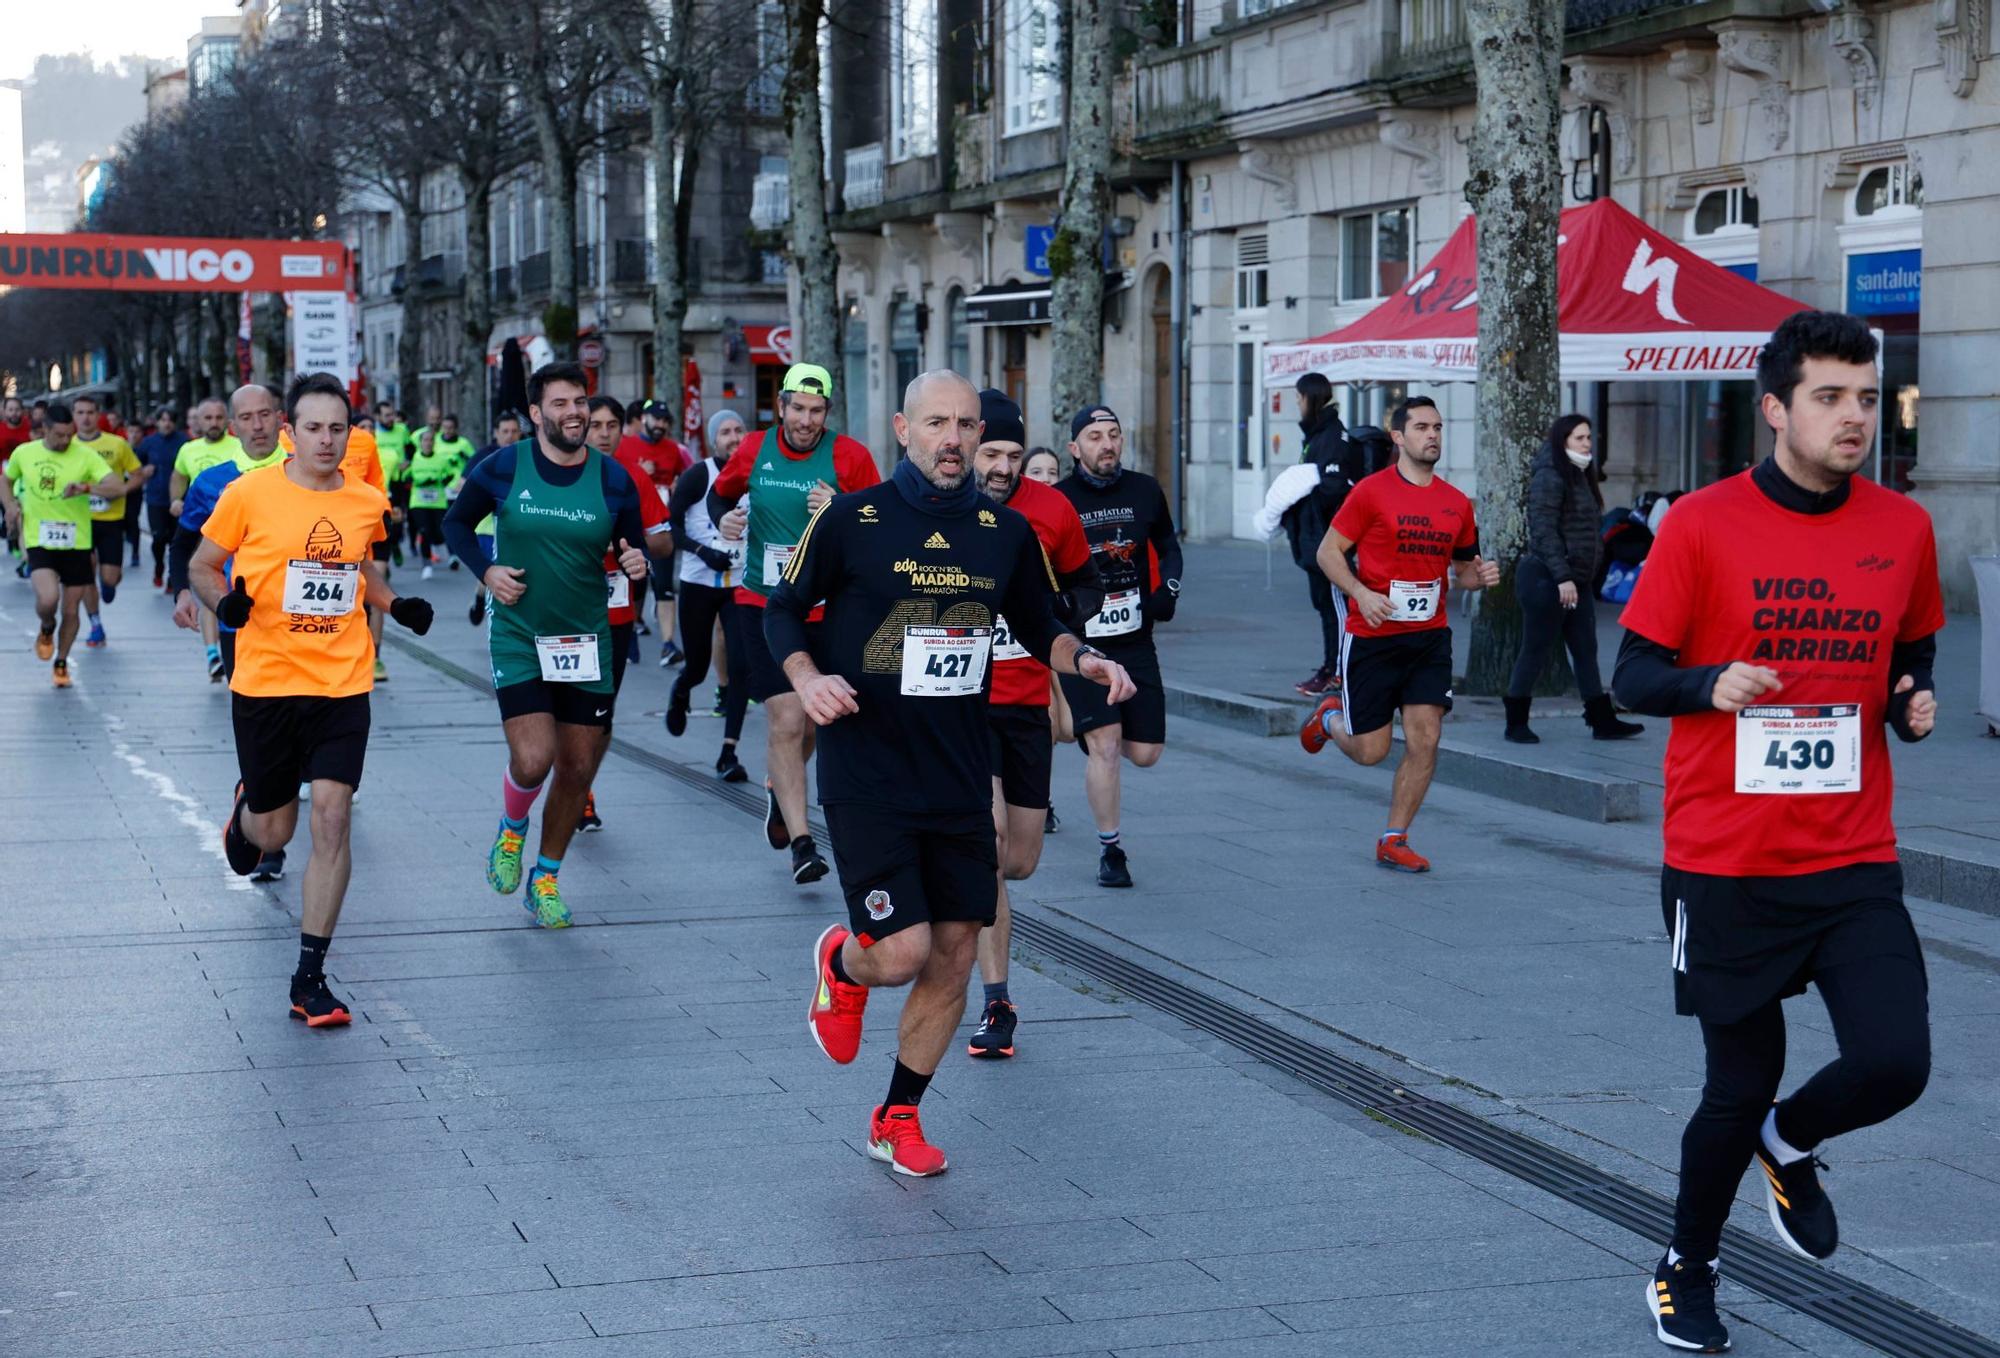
[1329,465,1478,637]
[989,476,1091,709]
[1620,471,1945,879]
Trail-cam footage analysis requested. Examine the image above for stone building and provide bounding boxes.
[815,0,1997,602]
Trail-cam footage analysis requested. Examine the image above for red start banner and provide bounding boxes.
[0,232,349,293]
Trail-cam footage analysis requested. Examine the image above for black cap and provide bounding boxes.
[1069,404,1120,439]
[638,400,670,418]
[978,389,1026,447]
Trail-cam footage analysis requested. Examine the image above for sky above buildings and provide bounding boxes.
[3,2,229,82]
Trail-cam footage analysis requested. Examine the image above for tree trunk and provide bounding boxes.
[1459,0,1565,695]
[260,295,287,384]
[459,172,495,437]
[530,95,582,359]
[207,294,233,397]
[783,0,840,373]
[1048,0,1113,442]
[649,91,688,423]
[177,296,199,407]
[398,195,425,415]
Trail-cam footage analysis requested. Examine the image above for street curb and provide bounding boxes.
[1899,843,2000,919]
[1165,681,1647,824]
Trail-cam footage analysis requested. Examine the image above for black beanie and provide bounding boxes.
[978,388,1026,447]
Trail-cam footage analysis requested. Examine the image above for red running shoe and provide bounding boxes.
[869,1104,948,1177]
[1299,690,1344,754]
[1376,834,1431,873]
[807,924,867,1064]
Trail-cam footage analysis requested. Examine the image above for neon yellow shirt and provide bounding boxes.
[175,435,243,482]
[7,440,114,551]
[79,432,140,520]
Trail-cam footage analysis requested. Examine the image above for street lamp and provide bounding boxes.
[48,364,60,392]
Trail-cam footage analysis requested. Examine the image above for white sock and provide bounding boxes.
[1666,1247,1681,1266]
[1761,1106,1810,1165]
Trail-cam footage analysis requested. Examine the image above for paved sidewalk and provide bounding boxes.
[3,554,1996,1357]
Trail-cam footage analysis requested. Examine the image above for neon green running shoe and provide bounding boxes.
[487,820,526,894]
[524,871,571,929]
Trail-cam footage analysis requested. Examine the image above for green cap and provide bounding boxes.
[782,362,834,398]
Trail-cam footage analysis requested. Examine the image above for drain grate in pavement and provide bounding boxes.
[387,630,1996,1358]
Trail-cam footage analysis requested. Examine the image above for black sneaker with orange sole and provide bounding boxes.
[967,999,1018,1058]
[289,975,352,1028]
[222,783,263,876]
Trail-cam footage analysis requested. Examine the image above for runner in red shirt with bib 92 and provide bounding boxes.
[1298,396,1500,873]
[1612,311,1943,1355]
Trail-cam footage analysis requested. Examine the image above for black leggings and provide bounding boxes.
[671,581,749,742]
[408,508,448,562]
[1672,950,1930,1260]
[1306,569,1342,670]
[1506,556,1605,700]
[148,505,174,577]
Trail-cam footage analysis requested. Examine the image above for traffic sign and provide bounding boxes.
[579,337,605,368]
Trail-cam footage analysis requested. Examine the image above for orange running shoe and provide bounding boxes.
[1376,833,1430,873]
[1299,690,1344,754]
[34,627,54,661]
[868,1104,948,1177]
[807,924,868,1063]
[50,659,72,689]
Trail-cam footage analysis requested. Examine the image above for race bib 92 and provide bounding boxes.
[1385,578,1442,624]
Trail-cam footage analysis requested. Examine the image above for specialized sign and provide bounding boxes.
[1847,248,1921,316]
[0,232,349,293]
[1025,225,1055,277]
[289,291,353,381]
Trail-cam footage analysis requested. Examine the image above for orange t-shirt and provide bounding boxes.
[278,425,385,491]
[202,464,390,699]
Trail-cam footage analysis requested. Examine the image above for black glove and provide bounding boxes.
[390,595,434,636]
[1146,582,1179,624]
[694,544,735,572]
[215,577,254,629]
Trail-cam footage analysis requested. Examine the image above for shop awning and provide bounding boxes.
[1262,199,1810,385]
[965,280,1052,327]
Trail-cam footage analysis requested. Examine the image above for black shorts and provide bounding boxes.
[1059,639,1167,745]
[988,703,1054,810]
[1337,627,1454,736]
[496,678,615,727]
[1662,861,1924,1024]
[147,503,174,542]
[27,547,96,587]
[746,606,814,703]
[824,802,998,945]
[610,621,633,695]
[371,514,394,562]
[650,564,675,600]
[231,692,371,813]
[88,521,124,564]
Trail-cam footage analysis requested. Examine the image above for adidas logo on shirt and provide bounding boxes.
[761,461,775,470]
[924,531,951,549]
[518,488,533,500]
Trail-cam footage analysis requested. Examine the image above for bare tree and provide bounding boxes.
[603,0,751,424]
[1459,0,1566,694]
[782,0,840,366]
[1047,0,1114,439]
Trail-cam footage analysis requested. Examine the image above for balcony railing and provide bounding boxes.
[750,170,791,230]
[1392,0,1468,69]
[1132,41,1224,144]
[612,238,651,286]
[519,251,550,294]
[843,143,885,211]
[490,265,515,303]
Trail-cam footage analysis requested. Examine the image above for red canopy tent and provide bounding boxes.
[1263,198,1810,386]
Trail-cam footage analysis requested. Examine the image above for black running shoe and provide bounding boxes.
[1757,1147,1838,1260]
[579,792,603,833]
[468,593,486,625]
[665,685,689,737]
[251,850,286,882]
[710,684,729,717]
[764,784,790,850]
[1648,1254,1729,1352]
[206,651,225,682]
[715,750,748,783]
[1044,805,1059,835]
[1097,843,1132,888]
[222,784,262,876]
[289,975,352,1028]
[663,641,684,667]
[967,999,1018,1059]
[791,837,829,885]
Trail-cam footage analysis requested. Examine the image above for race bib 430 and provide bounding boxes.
[1735,705,1861,794]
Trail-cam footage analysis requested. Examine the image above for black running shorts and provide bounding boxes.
[1337,627,1454,736]
[824,802,998,946]
[89,521,125,565]
[988,702,1054,810]
[1059,638,1166,745]
[610,620,634,696]
[146,503,174,543]
[1661,861,1924,1025]
[232,692,371,813]
[496,679,615,727]
[25,547,95,587]
[650,563,675,600]
[746,609,816,703]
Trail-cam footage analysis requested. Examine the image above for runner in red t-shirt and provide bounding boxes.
[1298,396,1499,872]
[577,395,673,833]
[616,400,691,662]
[964,390,1101,1060]
[1609,312,1942,1355]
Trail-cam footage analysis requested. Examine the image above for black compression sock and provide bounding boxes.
[885,1057,933,1110]
[828,943,857,987]
[791,835,815,853]
[295,932,332,983]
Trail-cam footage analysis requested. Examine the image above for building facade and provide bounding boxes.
[812,0,1998,603]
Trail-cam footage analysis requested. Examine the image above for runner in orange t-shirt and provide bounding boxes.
[190,373,436,1030]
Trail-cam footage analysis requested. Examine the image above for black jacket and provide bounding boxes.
[1283,406,1358,572]
[1524,442,1602,585]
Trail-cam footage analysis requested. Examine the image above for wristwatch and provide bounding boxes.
[1073,644,1109,673]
